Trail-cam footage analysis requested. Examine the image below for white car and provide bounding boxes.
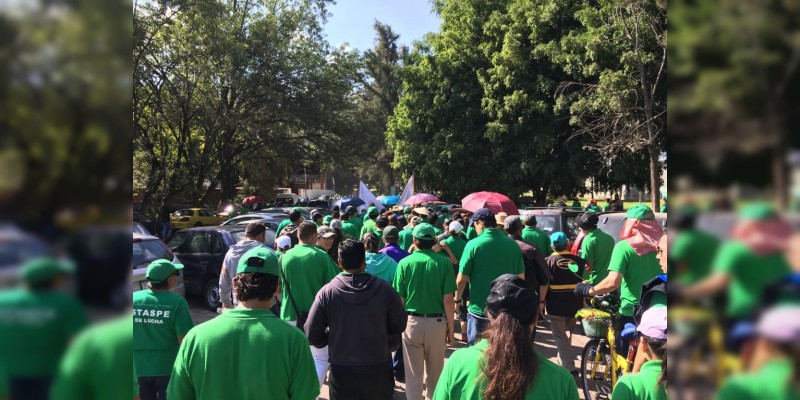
[132,232,185,297]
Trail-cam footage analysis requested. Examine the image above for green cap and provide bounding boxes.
[550,232,568,248]
[236,247,280,276]
[403,206,412,214]
[739,203,777,221]
[146,259,184,283]
[626,204,656,221]
[323,215,333,225]
[412,223,436,240]
[19,257,74,284]
[367,206,379,217]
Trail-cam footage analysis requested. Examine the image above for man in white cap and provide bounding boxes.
[275,235,293,256]
[440,220,468,341]
[219,222,270,311]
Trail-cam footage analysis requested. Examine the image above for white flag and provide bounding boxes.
[358,181,385,211]
[398,175,415,206]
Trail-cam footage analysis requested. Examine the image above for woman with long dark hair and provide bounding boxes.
[432,274,579,400]
[610,306,667,399]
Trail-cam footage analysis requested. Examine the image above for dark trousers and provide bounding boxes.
[9,377,52,400]
[138,376,170,400]
[616,315,636,354]
[393,346,404,381]
[329,363,394,400]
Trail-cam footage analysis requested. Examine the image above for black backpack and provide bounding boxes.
[279,223,300,246]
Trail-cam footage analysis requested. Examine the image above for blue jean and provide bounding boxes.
[467,312,490,345]
[161,222,172,239]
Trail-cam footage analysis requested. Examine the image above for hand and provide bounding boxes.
[574,282,593,297]
[538,303,546,318]
[432,244,442,252]
[446,326,456,346]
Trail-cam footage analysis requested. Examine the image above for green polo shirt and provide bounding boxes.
[670,228,720,285]
[360,219,377,238]
[398,227,414,251]
[580,228,615,284]
[432,339,579,400]
[350,215,363,233]
[716,359,797,400]
[521,226,551,255]
[465,225,478,241]
[392,249,457,314]
[459,228,525,316]
[167,309,319,400]
[0,289,88,378]
[611,360,666,400]
[133,289,195,377]
[280,244,339,321]
[607,240,662,317]
[341,220,360,239]
[51,316,134,400]
[712,241,790,318]
[442,234,467,263]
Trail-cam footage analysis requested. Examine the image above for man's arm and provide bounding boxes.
[588,271,623,296]
[304,292,328,348]
[456,273,469,300]
[443,293,455,345]
[387,288,408,334]
[439,242,458,265]
[218,258,234,308]
[683,272,730,298]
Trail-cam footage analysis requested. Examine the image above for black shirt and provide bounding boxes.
[544,252,587,317]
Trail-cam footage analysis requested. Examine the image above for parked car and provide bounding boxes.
[0,225,51,287]
[595,212,668,243]
[132,222,151,236]
[220,213,288,227]
[306,199,329,209]
[132,233,185,297]
[275,193,299,206]
[166,225,276,310]
[519,207,585,241]
[133,212,162,237]
[170,208,227,230]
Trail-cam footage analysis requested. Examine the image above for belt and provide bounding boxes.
[549,284,578,290]
[409,312,443,318]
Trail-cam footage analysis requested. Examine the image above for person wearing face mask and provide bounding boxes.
[219,222,271,311]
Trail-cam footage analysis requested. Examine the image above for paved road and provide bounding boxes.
[187,294,592,399]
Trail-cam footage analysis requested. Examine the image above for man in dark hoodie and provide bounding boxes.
[219,222,269,311]
[305,239,407,400]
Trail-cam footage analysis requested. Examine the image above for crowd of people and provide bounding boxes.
[126,201,681,400]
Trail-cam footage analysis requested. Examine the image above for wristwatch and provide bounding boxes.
[454,298,463,304]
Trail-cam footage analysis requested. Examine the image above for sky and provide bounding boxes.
[323,0,441,52]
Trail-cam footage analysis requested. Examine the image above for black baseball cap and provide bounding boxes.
[470,208,495,224]
[576,212,599,230]
[486,274,537,322]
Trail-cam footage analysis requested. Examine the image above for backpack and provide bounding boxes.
[279,224,300,246]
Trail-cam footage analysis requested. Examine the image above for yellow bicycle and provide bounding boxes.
[577,294,639,400]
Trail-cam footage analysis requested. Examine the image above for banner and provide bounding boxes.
[397,175,414,207]
[358,181,384,211]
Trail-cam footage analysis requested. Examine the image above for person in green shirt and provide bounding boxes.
[670,207,720,285]
[340,211,360,239]
[346,206,363,234]
[426,214,444,237]
[323,214,333,226]
[577,212,615,285]
[433,274,579,400]
[682,204,792,325]
[392,223,457,400]
[167,247,319,400]
[360,206,380,238]
[611,307,667,400]
[279,221,340,386]
[276,208,305,240]
[457,208,525,345]
[133,260,194,400]
[521,214,551,255]
[571,198,582,208]
[715,306,800,400]
[399,216,421,251]
[603,198,613,212]
[374,215,389,247]
[440,221,469,341]
[574,205,663,352]
[0,257,88,400]
[310,210,324,227]
[585,199,603,213]
[51,316,137,400]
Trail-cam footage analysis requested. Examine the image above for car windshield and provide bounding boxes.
[175,209,195,216]
[0,240,50,269]
[534,215,559,236]
[132,223,150,236]
[132,239,172,269]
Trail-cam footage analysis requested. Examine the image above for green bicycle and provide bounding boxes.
[577,294,639,400]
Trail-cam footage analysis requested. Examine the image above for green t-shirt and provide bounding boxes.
[603,203,612,211]
[280,244,339,321]
[459,228,525,316]
[611,360,666,400]
[465,225,478,241]
[442,235,467,264]
[276,219,291,236]
[350,215,364,233]
[360,219,377,238]
[607,240,662,317]
[132,289,195,377]
[716,359,798,400]
[0,289,88,377]
[521,226,551,255]
[167,309,320,400]
[712,241,790,318]
[51,316,134,400]
[581,229,615,285]
[432,339,580,400]
[670,228,720,285]
[341,220,360,239]
[398,228,414,251]
[393,249,458,314]
[586,205,603,213]
[0,362,7,398]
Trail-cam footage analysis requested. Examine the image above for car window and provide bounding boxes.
[231,231,247,243]
[188,232,213,253]
[176,209,195,217]
[132,239,172,269]
[132,223,150,236]
[0,240,50,269]
[211,234,224,254]
[535,215,559,235]
[167,231,192,252]
[565,216,579,240]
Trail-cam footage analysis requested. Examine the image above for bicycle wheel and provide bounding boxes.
[581,338,614,400]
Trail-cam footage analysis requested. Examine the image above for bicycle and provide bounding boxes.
[576,294,638,400]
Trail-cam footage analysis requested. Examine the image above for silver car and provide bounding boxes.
[0,224,51,288]
[132,232,185,297]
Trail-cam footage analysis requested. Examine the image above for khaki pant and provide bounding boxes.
[402,315,447,400]
[548,315,577,371]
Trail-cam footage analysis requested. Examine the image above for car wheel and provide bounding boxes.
[194,222,203,227]
[202,278,220,311]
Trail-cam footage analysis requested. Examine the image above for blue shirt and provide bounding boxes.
[380,242,410,264]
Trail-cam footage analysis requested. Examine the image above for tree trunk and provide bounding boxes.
[647,143,660,211]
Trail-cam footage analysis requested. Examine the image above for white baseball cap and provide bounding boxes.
[276,236,292,249]
[449,221,464,234]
